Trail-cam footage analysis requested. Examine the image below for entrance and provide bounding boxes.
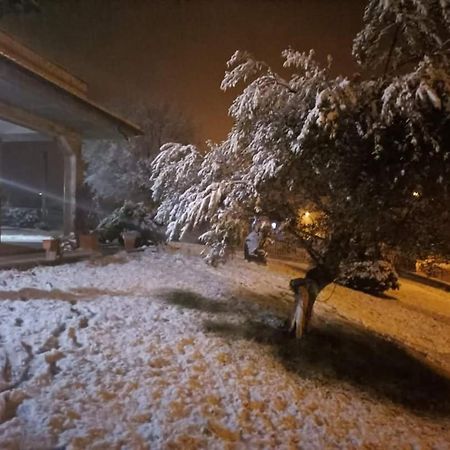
[0,118,63,254]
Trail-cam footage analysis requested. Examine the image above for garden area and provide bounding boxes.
[0,0,449,448]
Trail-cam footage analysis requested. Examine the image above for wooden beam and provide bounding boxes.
[0,30,88,98]
[0,100,78,141]
[0,133,52,143]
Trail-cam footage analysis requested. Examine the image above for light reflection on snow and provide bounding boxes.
[1,234,54,243]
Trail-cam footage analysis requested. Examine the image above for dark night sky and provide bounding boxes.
[0,0,365,143]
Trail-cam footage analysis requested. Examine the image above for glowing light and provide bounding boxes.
[271,222,277,230]
[412,191,420,198]
[38,192,43,196]
[303,211,310,217]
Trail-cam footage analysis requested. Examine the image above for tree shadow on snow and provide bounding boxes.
[203,316,450,417]
[371,292,397,300]
[156,287,450,417]
[158,289,232,314]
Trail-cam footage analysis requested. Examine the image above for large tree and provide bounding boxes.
[150,0,450,337]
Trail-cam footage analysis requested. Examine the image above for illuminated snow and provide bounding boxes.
[1,234,54,243]
[0,247,449,449]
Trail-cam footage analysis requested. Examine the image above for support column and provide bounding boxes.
[41,149,49,223]
[57,135,84,237]
[0,139,2,243]
[63,150,76,236]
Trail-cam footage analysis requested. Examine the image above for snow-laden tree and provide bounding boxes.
[150,141,249,262]
[83,140,139,207]
[151,0,450,337]
[353,0,449,74]
[131,103,196,160]
[83,102,195,209]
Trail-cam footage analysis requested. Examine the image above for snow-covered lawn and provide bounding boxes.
[0,248,449,449]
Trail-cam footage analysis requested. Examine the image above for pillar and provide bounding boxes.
[57,135,84,237]
[0,139,2,243]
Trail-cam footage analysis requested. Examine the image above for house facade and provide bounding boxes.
[0,30,141,240]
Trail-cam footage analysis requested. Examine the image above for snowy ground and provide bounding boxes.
[0,247,449,449]
[1,228,56,244]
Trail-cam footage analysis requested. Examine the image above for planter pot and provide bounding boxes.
[79,234,99,252]
[42,239,59,251]
[122,231,140,252]
[42,238,61,261]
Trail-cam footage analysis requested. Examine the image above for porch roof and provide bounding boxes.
[0,30,141,140]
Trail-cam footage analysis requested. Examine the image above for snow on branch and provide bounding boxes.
[150,22,450,273]
[353,0,450,73]
[221,50,269,90]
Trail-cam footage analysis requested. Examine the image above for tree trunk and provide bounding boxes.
[288,266,332,338]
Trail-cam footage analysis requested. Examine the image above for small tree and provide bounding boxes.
[151,0,450,337]
[83,102,195,210]
[83,139,139,208]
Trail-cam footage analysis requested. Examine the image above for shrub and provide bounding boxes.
[337,260,400,295]
[1,207,40,228]
[416,257,448,278]
[96,201,165,246]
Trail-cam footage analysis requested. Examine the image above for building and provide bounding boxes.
[0,30,141,243]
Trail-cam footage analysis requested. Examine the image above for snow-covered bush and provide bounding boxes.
[338,260,400,295]
[416,257,449,278]
[1,207,40,228]
[96,201,165,246]
[61,233,77,253]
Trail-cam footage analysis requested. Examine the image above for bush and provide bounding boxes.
[96,201,165,246]
[1,207,40,228]
[337,259,400,295]
[416,257,448,278]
